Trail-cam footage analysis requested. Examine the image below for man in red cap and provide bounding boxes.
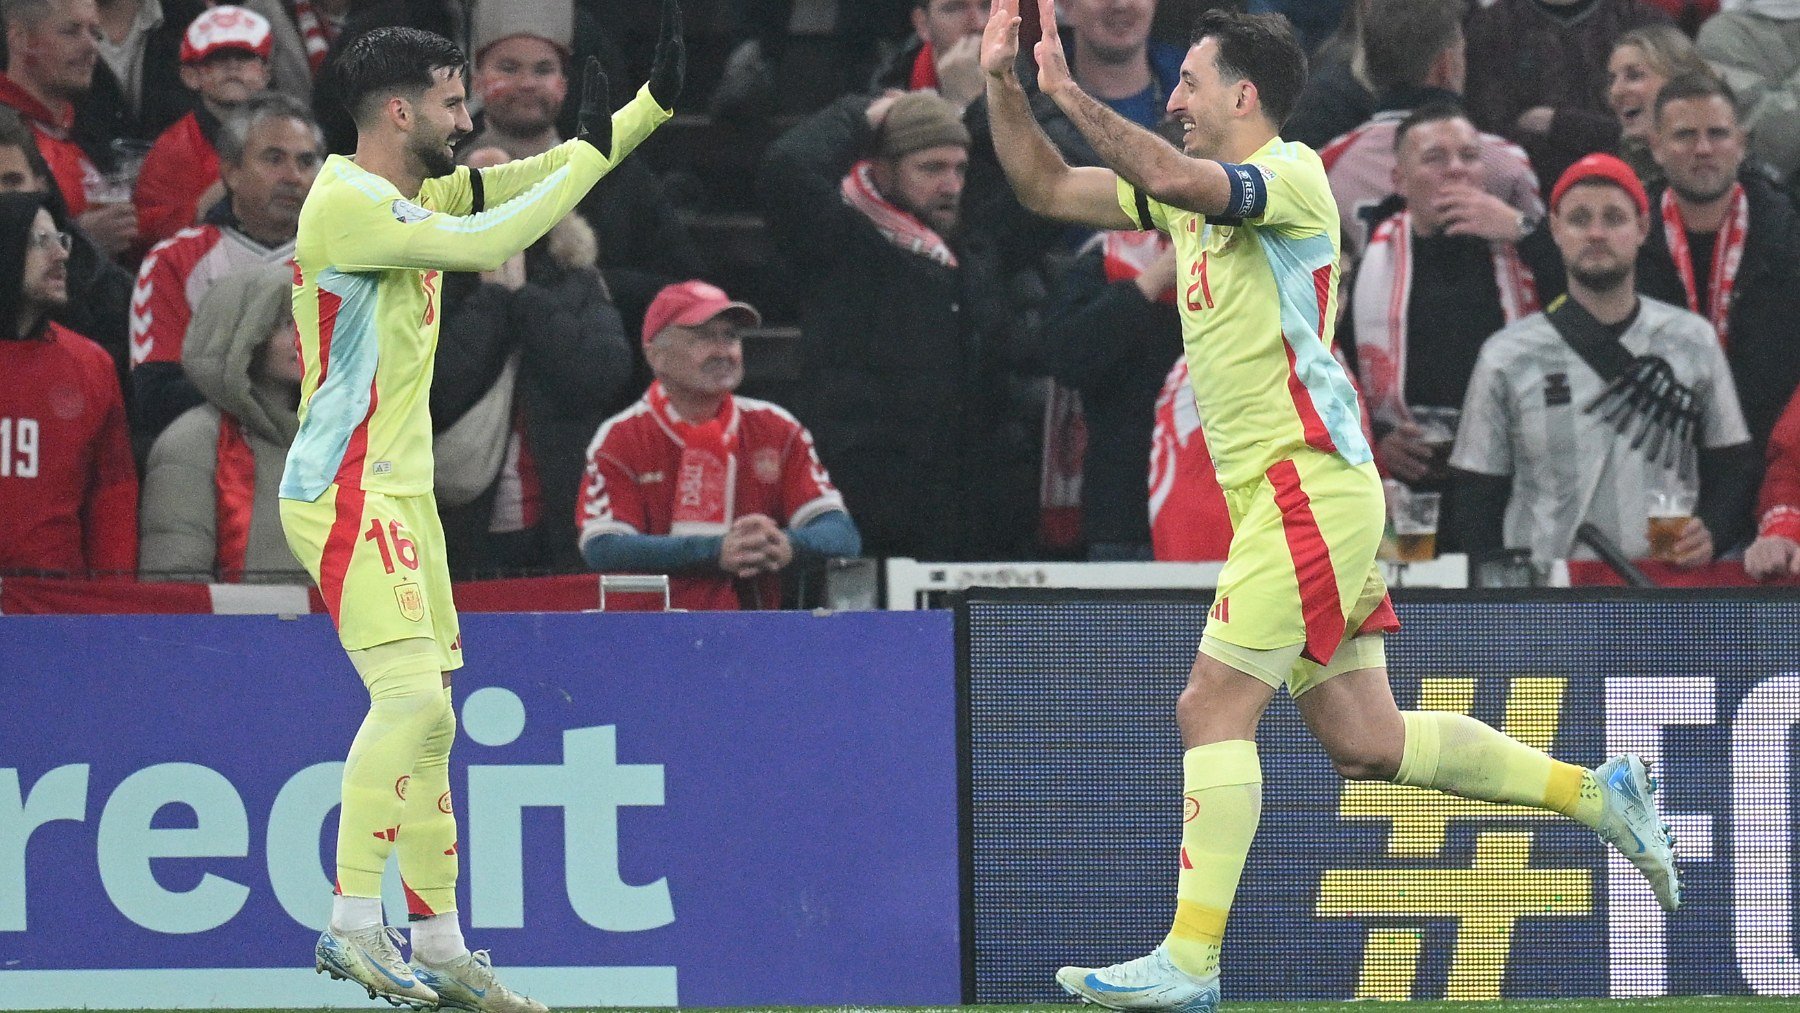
[1452,151,1757,570]
[133,4,274,247]
[576,279,860,610]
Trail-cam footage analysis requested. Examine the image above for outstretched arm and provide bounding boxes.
[981,0,1131,229]
[1028,0,1234,218]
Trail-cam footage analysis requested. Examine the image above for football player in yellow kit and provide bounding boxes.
[980,1,1680,1008]
[284,9,683,1010]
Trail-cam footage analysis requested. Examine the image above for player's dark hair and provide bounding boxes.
[1362,0,1463,96]
[1653,71,1736,124]
[1190,9,1307,129]
[1392,101,1469,153]
[333,26,466,126]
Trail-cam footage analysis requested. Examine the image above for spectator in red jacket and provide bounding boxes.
[0,0,136,258]
[133,5,273,249]
[1747,383,1800,579]
[577,281,861,610]
[0,191,136,576]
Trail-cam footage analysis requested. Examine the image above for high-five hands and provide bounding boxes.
[1032,0,1075,97]
[980,0,1023,81]
[649,0,685,109]
[981,0,1076,96]
[575,56,611,157]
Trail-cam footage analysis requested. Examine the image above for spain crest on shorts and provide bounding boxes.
[394,581,425,622]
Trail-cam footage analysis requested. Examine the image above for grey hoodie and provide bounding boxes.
[139,262,305,581]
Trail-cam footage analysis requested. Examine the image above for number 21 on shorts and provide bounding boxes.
[364,518,420,573]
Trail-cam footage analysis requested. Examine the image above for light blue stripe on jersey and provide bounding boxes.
[1262,230,1372,464]
[429,165,574,234]
[279,267,381,501]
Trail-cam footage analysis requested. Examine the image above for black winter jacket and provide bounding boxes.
[430,240,635,576]
[759,94,1044,561]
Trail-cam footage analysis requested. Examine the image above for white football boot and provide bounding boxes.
[410,948,550,1013]
[1055,943,1220,1012]
[1593,754,1682,911]
[314,924,439,1009]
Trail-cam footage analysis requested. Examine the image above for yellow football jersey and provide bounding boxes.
[1119,137,1370,491]
[281,84,670,502]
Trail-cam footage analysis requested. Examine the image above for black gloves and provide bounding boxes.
[575,56,611,158]
[649,0,685,109]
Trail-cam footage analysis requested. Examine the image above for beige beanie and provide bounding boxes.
[877,92,971,159]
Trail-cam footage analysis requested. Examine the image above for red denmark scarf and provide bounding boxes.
[1661,183,1748,349]
[293,0,341,76]
[841,159,958,268]
[647,381,741,536]
[1352,211,1538,428]
[909,42,939,90]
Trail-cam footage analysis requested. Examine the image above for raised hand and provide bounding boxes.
[574,56,612,157]
[649,0,685,108]
[1033,0,1074,97]
[980,0,1022,80]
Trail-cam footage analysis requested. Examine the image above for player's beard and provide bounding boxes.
[1569,261,1632,293]
[414,130,458,179]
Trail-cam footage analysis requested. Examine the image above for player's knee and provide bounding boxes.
[1327,740,1401,781]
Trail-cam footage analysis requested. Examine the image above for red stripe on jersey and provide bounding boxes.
[314,286,342,385]
[1356,592,1401,636]
[317,481,365,624]
[1282,338,1339,455]
[333,379,378,488]
[1268,458,1345,665]
[1312,263,1333,337]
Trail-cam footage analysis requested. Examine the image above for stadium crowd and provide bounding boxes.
[7,0,1800,604]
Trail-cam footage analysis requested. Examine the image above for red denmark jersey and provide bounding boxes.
[0,323,138,575]
[129,223,294,367]
[577,393,844,611]
[134,111,222,249]
[1148,358,1233,562]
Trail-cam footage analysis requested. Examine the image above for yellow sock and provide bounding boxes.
[336,643,448,898]
[398,687,459,918]
[1163,740,1261,979]
[1394,710,1604,827]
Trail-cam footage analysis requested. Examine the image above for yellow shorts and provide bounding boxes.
[280,485,462,672]
[1204,452,1397,678]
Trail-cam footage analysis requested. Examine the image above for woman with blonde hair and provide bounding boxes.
[1608,23,1719,184]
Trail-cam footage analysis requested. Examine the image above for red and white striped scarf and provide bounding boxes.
[294,0,342,77]
[647,380,740,536]
[1352,211,1538,429]
[1661,182,1748,349]
[840,159,958,268]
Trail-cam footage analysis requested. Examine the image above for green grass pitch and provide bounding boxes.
[15,1001,1800,1013]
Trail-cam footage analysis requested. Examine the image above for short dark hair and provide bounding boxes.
[1393,101,1469,152]
[1190,9,1307,129]
[1653,71,1737,124]
[332,26,466,125]
[217,92,321,165]
[1363,0,1462,96]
